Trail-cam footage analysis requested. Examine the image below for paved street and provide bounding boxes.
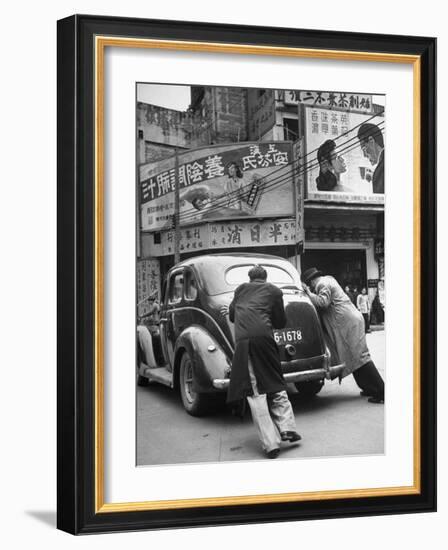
[137,330,385,465]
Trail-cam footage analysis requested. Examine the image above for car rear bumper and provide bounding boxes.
[212,363,345,390]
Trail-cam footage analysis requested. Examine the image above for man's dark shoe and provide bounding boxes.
[266,448,280,459]
[280,431,302,442]
[368,396,384,404]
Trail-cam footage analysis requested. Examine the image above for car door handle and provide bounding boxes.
[159,318,168,322]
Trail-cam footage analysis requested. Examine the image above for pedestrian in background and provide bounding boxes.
[344,284,355,305]
[357,287,371,333]
[221,265,301,459]
[371,290,385,325]
[136,294,161,371]
[301,267,384,404]
[351,285,360,306]
[139,294,161,327]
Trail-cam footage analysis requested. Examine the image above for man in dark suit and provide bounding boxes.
[221,265,301,459]
[358,123,384,194]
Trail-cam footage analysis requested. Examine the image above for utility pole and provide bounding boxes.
[173,146,181,264]
[292,146,298,270]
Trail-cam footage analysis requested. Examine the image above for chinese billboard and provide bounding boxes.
[159,219,297,256]
[301,104,385,204]
[284,90,373,113]
[140,142,294,231]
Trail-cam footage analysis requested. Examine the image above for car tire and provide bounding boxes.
[179,351,216,416]
[294,379,324,398]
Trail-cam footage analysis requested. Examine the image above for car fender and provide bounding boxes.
[174,325,232,393]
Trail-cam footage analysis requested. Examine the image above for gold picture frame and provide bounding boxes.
[58,15,436,534]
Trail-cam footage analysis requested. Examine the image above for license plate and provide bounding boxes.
[274,329,303,345]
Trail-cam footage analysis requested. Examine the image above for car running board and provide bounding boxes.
[144,366,174,388]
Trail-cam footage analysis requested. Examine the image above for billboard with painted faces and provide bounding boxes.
[139,141,295,231]
[301,103,385,204]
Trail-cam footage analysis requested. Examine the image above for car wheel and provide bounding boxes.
[179,351,215,416]
[294,379,324,398]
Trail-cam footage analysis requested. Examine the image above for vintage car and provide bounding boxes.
[137,253,345,416]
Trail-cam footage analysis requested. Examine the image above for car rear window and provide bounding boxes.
[195,259,301,296]
[225,265,294,286]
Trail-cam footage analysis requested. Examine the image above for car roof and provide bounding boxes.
[173,252,293,270]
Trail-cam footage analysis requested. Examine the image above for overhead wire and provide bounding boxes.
[172,125,385,223]
[176,135,382,224]
[139,90,384,227]
[176,118,385,223]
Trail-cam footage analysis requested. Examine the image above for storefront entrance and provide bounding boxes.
[301,248,367,291]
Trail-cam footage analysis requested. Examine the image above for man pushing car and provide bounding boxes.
[221,265,301,459]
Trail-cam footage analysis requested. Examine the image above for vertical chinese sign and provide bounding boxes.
[137,259,161,318]
[293,137,305,248]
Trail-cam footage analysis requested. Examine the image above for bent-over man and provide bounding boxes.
[302,267,384,403]
[223,265,301,459]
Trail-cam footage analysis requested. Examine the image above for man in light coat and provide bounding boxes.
[301,267,384,403]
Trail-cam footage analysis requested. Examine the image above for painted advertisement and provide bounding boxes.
[139,142,294,231]
[302,104,385,203]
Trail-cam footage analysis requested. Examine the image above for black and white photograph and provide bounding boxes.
[136,83,386,465]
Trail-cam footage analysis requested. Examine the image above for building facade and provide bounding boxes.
[137,87,385,312]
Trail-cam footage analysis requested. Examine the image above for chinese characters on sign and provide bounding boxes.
[137,259,161,317]
[161,220,297,256]
[140,142,295,231]
[209,220,296,248]
[309,109,350,137]
[240,144,288,170]
[162,226,205,255]
[283,90,373,113]
[293,137,305,245]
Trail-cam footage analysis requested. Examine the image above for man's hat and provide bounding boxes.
[301,267,323,285]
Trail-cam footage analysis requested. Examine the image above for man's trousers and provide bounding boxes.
[246,357,297,453]
[352,360,385,400]
[137,325,157,368]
